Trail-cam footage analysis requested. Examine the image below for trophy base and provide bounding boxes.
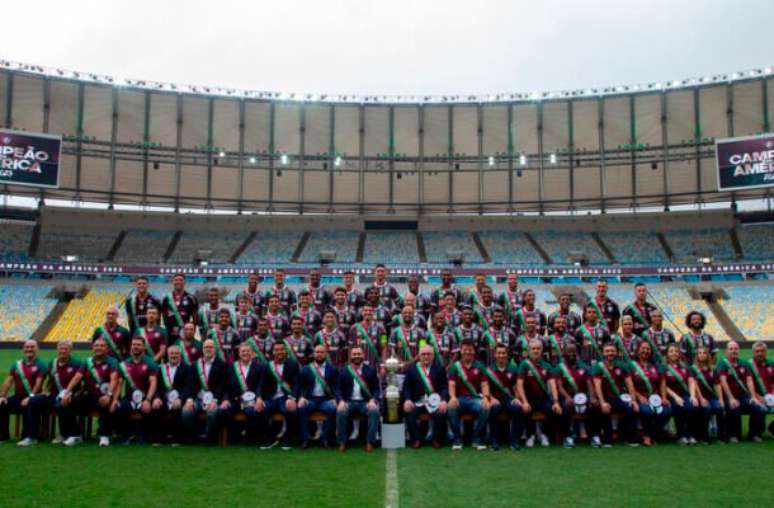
[381,423,406,449]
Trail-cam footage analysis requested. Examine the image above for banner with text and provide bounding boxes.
[715,133,774,191]
[0,129,61,188]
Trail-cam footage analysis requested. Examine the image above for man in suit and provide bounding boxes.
[256,342,300,449]
[182,339,230,443]
[298,344,339,448]
[336,346,381,452]
[153,344,193,445]
[228,342,262,444]
[402,345,448,448]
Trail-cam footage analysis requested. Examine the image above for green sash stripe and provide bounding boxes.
[119,362,139,392]
[721,359,749,395]
[268,362,293,395]
[233,362,249,393]
[208,329,225,361]
[612,334,632,362]
[630,360,653,396]
[625,303,649,326]
[160,365,174,391]
[176,340,193,365]
[14,361,34,396]
[425,330,442,362]
[309,363,333,397]
[50,361,64,393]
[245,338,268,364]
[396,327,413,360]
[580,325,602,359]
[195,360,209,391]
[86,358,104,385]
[596,361,621,398]
[451,361,479,397]
[641,332,664,364]
[164,294,185,329]
[97,326,121,358]
[524,360,550,396]
[347,365,372,399]
[355,323,379,358]
[557,362,579,394]
[282,338,299,363]
[691,365,715,396]
[666,364,690,395]
[415,362,435,395]
[484,367,511,396]
[749,362,768,395]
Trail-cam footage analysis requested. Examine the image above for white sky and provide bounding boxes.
[3,0,774,96]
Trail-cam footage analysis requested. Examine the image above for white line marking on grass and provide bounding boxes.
[385,449,399,508]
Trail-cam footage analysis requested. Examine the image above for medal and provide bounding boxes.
[131,389,144,409]
[764,393,774,409]
[241,391,256,409]
[619,393,632,405]
[99,382,110,395]
[573,393,588,414]
[167,389,179,409]
[201,391,215,405]
[427,393,441,413]
[648,394,663,414]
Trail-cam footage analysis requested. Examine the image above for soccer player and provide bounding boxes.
[264,294,290,340]
[402,345,448,448]
[116,337,159,444]
[590,280,620,332]
[447,339,491,451]
[426,311,458,367]
[514,315,546,361]
[265,268,297,314]
[349,305,387,368]
[747,342,772,419]
[361,286,393,330]
[82,338,120,447]
[485,344,523,450]
[431,269,463,311]
[453,307,484,354]
[342,270,364,309]
[717,341,767,442]
[513,289,547,336]
[208,308,240,363]
[198,288,234,339]
[440,292,463,329]
[545,315,575,366]
[256,342,300,449]
[298,344,338,448]
[623,283,658,336]
[175,322,203,366]
[661,343,698,445]
[228,343,262,444]
[611,315,637,362]
[547,294,581,336]
[629,341,668,446]
[125,276,162,331]
[135,306,168,363]
[336,346,381,452]
[372,264,400,310]
[161,273,199,343]
[182,339,230,444]
[393,293,428,331]
[499,272,523,322]
[294,290,322,337]
[0,340,48,446]
[389,306,425,365]
[47,341,84,446]
[313,311,347,366]
[466,273,487,308]
[238,272,265,315]
[307,268,332,312]
[283,316,314,366]
[404,275,433,321]
[92,306,132,359]
[515,339,563,448]
[691,345,724,443]
[554,343,595,447]
[330,286,357,337]
[592,342,639,447]
[246,318,274,364]
[481,308,516,366]
[636,309,675,364]
[679,311,717,364]
[155,344,194,445]
[575,304,611,364]
[473,285,502,329]
[234,294,259,344]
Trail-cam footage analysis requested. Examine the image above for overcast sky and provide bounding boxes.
[3,0,773,96]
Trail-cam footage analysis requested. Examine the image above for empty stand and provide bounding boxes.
[114,230,174,264]
[44,288,128,343]
[239,231,303,264]
[363,232,420,264]
[37,230,116,262]
[171,231,248,264]
[0,285,56,342]
[0,222,33,262]
[423,232,483,264]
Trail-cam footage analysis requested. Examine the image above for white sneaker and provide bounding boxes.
[51,435,64,445]
[525,436,535,448]
[64,436,82,447]
[591,436,601,448]
[451,443,463,451]
[98,436,110,447]
[475,443,487,451]
[751,436,762,443]
[17,438,37,447]
[539,434,550,447]
[349,426,360,441]
[563,437,575,448]
[677,437,689,446]
[687,437,697,445]
[728,437,739,444]
[281,445,292,451]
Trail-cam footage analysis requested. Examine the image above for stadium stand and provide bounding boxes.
[44,288,128,343]
[663,229,735,263]
[477,231,540,265]
[642,286,726,340]
[0,221,32,262]
[299,231,359,264]
[599,231,670,265]
[363,232,419,264]
[170,231,246,264]
[423,232,483,264]
[114,230,173,264]
[530,231,609,265]
[37,230,115,262]
[0,285,56,342]
[238,231,302,264]
[736,224,774,261]
[718,285,774,342]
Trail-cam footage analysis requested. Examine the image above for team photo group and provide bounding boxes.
[1,265,772,451]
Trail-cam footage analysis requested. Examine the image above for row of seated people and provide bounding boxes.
[1,334,771,450]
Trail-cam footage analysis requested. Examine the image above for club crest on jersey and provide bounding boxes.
[615,369,621,375]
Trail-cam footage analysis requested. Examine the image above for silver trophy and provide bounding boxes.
[384,357,401,423]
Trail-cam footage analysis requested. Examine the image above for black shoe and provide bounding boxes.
[301,441,309,449]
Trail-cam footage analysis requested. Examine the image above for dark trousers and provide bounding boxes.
[258,396,297,446]
[0,394,48,440]
[668,398,697,439]
[405,403,447,444]
[695,398,724,442]
[299,398,336,444]
[489,398,524,447]
[117,399,158,441]
[52,396,80,438]
[725,397,767,440]
[599,398,636,444]
[82,395,115,438]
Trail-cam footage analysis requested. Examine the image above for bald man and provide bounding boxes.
[402,345,448,448]
[0,340,49,446]
[92,306,132,359]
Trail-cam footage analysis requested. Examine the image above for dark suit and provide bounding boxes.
[227,359,262,443]
[257,360,300,446]
[336,363,381,445]
[156,362,193,443]
[298,361,339,445]
[182,357,230,442]
[401,361,449,444]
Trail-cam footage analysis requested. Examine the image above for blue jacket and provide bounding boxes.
[298,361,339,399]
[257,360,300,399]
[336,362,381,402]
[401,361,448,402]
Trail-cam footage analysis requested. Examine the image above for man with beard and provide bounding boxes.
[360,286,393,331]
[466,273,488,308]
[348,305,387,368]
[440,292,463,329]
[135,306,168,364]
[208,308,241,363]
[547,294,581,336]
[264,295,290,340]
[393,292,428,331]
[314,311,347,366]
[245,318,273,365]
[635,309,675,364]
[234,295,259,343]
[175,322,203,366]
[81,338,120,447]
[198,288,235,339]
[294,290,322,338]
[265,268,297,314]
[514,315,547,361]
[679,311,718,364]
[161,273,198,343]
[342,270,364,309]
[425,311,458,367]
[447,339,491,451]
[623,283,658,336]
[389,306,425,364]
[512,289,547,336]
[298,344,338,448]
[228,343,262,444]
[473,285,502,330]
[125,276,162,332]
[256,342,300,449]
[92,306,132,360]
[544,315,576,367]
[0,340,48,446]
[402,345,448,448]
[590,280,620,333]
[336,346,381,452]
[116,337,159,445]
[154,344,194,446]
[283,317,314,366]
[182,339,230,444]
[307,269,332,312]
[431,269,463,311]
[499,273,523,323]
[481,308,516,366]
[453,308,484,354]
[575,304,612,364]
[238,272,265,315]
[485,344,523,450]
[330,287,357,337]
[403,275,433,321]
[371,264,400,310]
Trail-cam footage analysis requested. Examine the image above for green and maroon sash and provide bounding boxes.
[612,334,633,362]
[596,361,621,397]
[281,338,299,364]
[355,323,379,358]
[160,364,175,391]
[207,329,225,361]
[556,362,579,394]
[395,327,413,360]
[483,367,511,397]
[548,334,563,358]
[245,338,268,364]
[233,361,250,393]
[119,361,141,392]
[524,359,550,396]
[346,364,372,399]
[629,360,653,396]
[96,326,121,358]
[164,293,185,330]
[195,359,211,391]
[268,361,293,395]
[425,329,442,361]
[580,325,602,359]
[50,361,65,393]
[720,358,749,395]
[86,357,105,384]
[450,361,479,397]
[750,361,769,395]
[590,299,605,324]
[483,327,498,349]
[665,364,690,396]
[415,362,435,395]
[474,308,490,328]
[625,303,649,327]
[691,365,715,396]
[309,362,333,397]
[14,361,34,396]
[175,339,194,366]
[641,331,664,364]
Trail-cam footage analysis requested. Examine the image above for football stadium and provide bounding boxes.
[1,3,773,507]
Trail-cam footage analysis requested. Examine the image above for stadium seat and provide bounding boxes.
[0,221,33,262]
[717,285,774,342]
[363,233,419,264]
[238,231,303,264]
[477,231,539,265]
[0,285,57,341]
[45,288,129,343]
[663,229,735,264]
[114,230,174,264]
[170,231,247,264]
[423,232,483,264]
[299,231,359,263]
